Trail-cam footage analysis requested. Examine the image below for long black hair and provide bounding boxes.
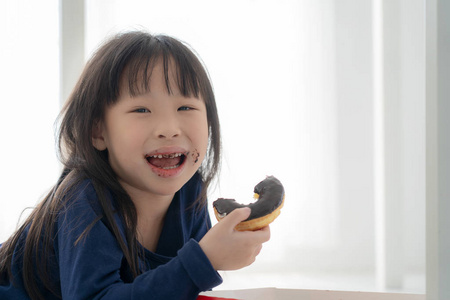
[0,31,221,300]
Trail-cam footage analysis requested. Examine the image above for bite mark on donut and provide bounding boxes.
[212,176,285,231]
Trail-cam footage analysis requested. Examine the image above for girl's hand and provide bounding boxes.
[199,208,271,271]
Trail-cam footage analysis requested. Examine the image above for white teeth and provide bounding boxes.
[161,164,180,170]
[149,153,183,159]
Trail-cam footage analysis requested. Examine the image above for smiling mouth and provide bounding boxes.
[145,152,187,170]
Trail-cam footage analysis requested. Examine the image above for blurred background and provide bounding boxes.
[0,0,425,294]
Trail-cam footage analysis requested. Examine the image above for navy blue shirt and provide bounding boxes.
[0,174,222,299]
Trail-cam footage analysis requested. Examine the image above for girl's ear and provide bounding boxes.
[92,121,107,151]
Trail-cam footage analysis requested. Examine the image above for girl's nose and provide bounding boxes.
[158,131,180,139]
[154,114,181,139]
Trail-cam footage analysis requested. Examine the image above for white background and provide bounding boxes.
[0,0,425,294]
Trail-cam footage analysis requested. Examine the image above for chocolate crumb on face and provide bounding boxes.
[192,149,200,164]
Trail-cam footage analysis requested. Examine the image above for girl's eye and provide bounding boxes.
[134,108,150,113]
[178,106,193,111]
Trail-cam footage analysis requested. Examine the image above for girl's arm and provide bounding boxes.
[56,187,221,300]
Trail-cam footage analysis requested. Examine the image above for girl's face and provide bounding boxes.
[92,61,209,202]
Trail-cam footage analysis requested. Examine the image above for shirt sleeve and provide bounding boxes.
[56,183,222,300]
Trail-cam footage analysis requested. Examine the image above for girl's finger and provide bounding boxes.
[220,207,251,230]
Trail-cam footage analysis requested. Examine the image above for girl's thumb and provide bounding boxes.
[223,207,251,228]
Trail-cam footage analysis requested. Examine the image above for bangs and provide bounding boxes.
[121,35,204,99]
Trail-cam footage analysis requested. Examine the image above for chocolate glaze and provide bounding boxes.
[213,176,285,221]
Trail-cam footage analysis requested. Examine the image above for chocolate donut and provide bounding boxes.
[213,176,285,231]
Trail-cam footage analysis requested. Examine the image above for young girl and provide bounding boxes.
[0,31,270,300]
